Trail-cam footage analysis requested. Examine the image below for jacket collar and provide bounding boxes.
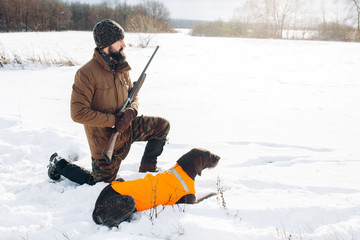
[93,48,131,73]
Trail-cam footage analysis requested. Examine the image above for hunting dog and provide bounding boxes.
[92,148,220,227]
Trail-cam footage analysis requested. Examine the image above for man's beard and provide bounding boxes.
[109,46,126,63]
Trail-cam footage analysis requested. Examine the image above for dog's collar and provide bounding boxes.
[168,166,190,193]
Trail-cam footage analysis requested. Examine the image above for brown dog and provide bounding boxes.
[92,148,220,227]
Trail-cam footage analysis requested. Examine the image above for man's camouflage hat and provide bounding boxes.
[93,19,125,50]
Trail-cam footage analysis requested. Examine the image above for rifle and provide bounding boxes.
[102,46,160,164]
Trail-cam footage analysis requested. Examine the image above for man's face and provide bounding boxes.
[108,39,126,63]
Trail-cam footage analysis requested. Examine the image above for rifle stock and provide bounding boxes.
[101,46,159,164]
[102,131,120,164]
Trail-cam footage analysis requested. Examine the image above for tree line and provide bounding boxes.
[0,0,172,32]
[191,0,360,42]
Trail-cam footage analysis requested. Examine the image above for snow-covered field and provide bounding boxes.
[1,30,360,240]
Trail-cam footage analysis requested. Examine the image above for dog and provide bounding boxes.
[92,148,220,228]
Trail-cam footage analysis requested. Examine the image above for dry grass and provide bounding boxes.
[217,176,227,208]
[0,44,78,67]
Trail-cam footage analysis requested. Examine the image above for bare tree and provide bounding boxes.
[348,0,360,31]
[231,0,274,38]
[320,0,328,25]
[127,0,171,32]
[342,0,360,40]
[354,0,360,31]
[142,0,171,31]
[232,0,262,31]
[264,0,305,38]
[0,0,173,32]
[114,0,133,27]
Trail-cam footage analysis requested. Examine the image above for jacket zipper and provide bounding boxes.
[113,70,119,111]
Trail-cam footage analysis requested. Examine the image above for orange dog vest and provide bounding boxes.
[111,164,195,211]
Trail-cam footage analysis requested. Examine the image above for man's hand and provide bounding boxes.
[115,108,136,132]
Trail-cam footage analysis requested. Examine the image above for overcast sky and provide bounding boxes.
[69,0,347,22]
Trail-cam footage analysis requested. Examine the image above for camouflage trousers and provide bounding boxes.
[91,115,170,183]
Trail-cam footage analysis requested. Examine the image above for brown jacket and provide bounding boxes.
[71,49,139,159]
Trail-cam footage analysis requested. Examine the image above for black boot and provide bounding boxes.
[139,139,166,172]
[48,153,61,181]
[48,153,95,185]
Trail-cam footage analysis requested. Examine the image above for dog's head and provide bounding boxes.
[177,148,220,178]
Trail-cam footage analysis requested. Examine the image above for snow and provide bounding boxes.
[1,30,360,240]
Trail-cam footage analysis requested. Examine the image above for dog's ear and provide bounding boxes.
[194,149,212,176]
[193,157,204,176]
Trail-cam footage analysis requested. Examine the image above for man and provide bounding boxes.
[47,19,170,185]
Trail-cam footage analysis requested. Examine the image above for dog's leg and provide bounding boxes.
[176,192,217,204]
[195,192,217,203]
[176,194,196,204]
